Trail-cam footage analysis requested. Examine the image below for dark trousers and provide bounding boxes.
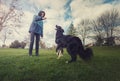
[29,32,40,56]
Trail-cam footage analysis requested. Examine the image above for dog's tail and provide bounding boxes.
[74,37,93,61]
[82,47,93,61]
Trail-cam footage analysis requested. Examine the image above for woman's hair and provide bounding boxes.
[38,11,45,17]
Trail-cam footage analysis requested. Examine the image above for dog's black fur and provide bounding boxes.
[55,25,93,63]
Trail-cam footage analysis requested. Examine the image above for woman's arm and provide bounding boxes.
[35,16,42,21]
[42,17,47,20]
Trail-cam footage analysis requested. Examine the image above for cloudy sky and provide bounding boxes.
[0,0,120,47]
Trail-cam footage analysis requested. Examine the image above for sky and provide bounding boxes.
[0,0,120,47]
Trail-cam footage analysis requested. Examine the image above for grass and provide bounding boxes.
[0,46,120,81]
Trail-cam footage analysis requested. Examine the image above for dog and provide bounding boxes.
[55,25,93,63]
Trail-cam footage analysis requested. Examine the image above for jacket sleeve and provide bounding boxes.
[35,16,42,21]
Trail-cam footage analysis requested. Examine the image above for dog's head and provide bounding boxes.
[55,25,64,33]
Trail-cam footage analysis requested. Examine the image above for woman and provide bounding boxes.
[29,11,46,56]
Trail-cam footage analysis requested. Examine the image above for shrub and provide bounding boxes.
[9,40,26,49]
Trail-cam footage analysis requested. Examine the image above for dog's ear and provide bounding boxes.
[55,25,61,29]
[55,25,64,31]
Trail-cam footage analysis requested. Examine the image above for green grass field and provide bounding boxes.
[0,46,120,81]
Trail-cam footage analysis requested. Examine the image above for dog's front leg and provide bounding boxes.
[57,50,63,59]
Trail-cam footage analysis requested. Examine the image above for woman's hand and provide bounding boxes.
[42,17,47,20]
[29,31,31,33]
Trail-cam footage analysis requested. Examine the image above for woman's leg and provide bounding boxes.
[29,32,35,56]
[35,33,40,56]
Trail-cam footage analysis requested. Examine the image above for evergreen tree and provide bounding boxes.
[67,23,76,36]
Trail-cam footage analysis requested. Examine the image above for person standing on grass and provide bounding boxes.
[29,11,46,56]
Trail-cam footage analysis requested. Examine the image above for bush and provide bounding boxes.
[20,42,26,49]
[2,44,8,48]
[9,40,26,49]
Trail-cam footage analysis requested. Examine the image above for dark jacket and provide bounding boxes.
[29,15,43,36]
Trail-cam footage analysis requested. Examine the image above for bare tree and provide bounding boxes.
[0,0,24,32]
[97,8,120,45]
[92,19,103,37]
[77,19,92,45]
[0,28,13,45]
[91,19,105,46]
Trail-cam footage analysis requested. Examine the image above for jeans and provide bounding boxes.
[29,32,40,56]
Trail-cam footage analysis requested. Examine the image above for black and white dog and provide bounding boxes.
[55,25,93,63]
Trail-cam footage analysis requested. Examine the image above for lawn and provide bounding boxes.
[0,46,120,81]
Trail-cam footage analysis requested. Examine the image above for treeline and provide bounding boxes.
[67,8,120,46]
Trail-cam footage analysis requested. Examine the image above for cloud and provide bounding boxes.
[70,0,120,27]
